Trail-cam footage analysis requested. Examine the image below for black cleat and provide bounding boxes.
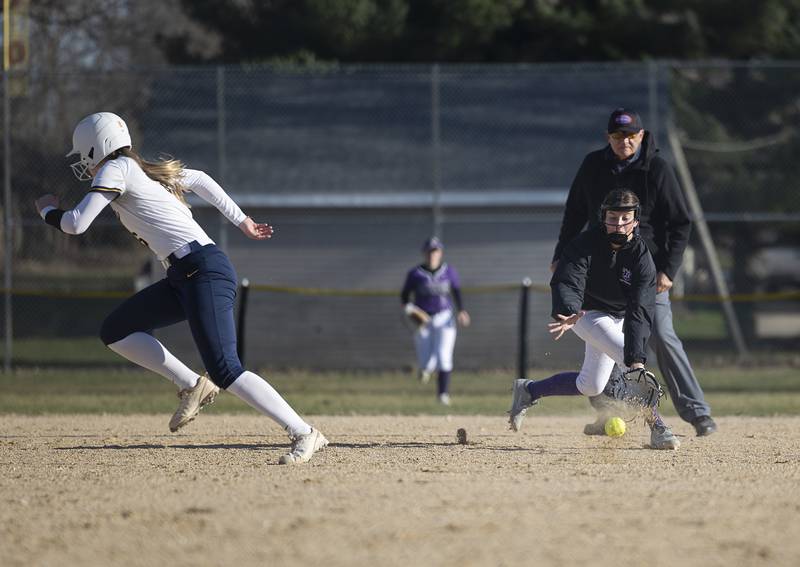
[692,415,717,437]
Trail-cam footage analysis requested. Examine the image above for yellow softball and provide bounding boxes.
[604,416,627,438]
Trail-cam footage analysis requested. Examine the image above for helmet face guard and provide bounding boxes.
[601,204,640,223]
[69,162,93,181]
[602,203,640,246]
[69,152,94,181]
[600,189,641,224]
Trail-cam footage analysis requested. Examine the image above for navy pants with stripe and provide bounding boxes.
[100,244,244,389]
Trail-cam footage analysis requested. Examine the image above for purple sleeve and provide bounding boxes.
[401,270,414,304]
[447,265,461,288]
[448,265,464,310]
[451,288,464,311]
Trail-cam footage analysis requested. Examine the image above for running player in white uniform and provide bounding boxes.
[34,112,327,464]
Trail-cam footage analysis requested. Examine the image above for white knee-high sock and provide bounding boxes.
[227,371,312,437]
[107,332,199,390]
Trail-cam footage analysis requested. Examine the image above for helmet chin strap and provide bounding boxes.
[606,232,630,246]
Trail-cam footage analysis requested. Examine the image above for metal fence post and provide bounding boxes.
[3,68,12,372]
[667,122,749,358]
[648,60,660,144]
[517,278,532,379]
[236,278,250,365]
[431,63,443,239]
[216,65,228,252]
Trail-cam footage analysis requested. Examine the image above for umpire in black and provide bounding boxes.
[551,107,717,437]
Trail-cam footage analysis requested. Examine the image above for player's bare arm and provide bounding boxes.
[238,217,274,240]
[547,311,585,340]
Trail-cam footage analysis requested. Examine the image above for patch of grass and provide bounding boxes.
[656,366,800,392]
[672,307,728,340]
[11,338,123,365]
[1,367,798,416]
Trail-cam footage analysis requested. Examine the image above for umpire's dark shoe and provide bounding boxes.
[692,415,717,437]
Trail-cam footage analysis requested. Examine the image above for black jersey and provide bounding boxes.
[551,225,656,366]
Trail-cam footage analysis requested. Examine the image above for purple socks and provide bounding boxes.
[437,371,451,395]
[526,372,581,400]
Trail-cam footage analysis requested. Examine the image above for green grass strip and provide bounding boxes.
[1,367,798,416]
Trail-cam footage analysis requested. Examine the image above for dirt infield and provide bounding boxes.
[2,414,799,567]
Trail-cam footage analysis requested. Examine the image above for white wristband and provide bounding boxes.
[39,205,56,220]
[404,303,416,315]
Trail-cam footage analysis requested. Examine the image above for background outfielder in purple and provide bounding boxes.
[401,237,469,405]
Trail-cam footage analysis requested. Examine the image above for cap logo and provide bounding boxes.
[616,114,633,124]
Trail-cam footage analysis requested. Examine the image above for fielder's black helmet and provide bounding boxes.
[600,189,640,221]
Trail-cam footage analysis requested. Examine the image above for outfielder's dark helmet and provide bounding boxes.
[422,236,443,252]
[600,189,640,222]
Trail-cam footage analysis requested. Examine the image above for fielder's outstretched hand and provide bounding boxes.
[547,311,585,340]
[239,217,274,240]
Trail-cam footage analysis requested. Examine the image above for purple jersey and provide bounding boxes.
[401,263,463,315]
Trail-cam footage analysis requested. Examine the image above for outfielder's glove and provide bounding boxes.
[606,367,664,409]
[404,303,431,327]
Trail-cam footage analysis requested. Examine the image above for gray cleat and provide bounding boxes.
[650,423,680,450]
[508,379,538,432]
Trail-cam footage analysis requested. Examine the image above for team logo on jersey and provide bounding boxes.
[620,267,632,286]
[428,280,451,295]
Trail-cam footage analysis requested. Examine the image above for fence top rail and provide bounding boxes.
[30,59,800,77]
[3,286,797,303]
[186,189,570,209]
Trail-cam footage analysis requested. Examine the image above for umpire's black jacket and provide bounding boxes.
[552,132,691,281]
[551,225,656,366]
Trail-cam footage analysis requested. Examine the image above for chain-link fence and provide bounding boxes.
[1,63,798,371]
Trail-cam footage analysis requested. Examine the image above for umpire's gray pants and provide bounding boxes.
[649,291,711,422]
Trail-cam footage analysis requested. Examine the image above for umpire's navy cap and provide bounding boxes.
[422,236,444,251]
[607,108,643,134]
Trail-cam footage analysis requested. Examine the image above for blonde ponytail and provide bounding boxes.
[116,148,189,204]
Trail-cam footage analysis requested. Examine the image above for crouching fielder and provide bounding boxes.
[34,112,327,464]
[508,189,679,450]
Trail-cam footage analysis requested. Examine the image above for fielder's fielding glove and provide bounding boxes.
[403,303,431,327]
[607,367,664,409]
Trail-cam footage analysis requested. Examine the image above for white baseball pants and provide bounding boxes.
[571,310,629,397]
[414,309,456,373]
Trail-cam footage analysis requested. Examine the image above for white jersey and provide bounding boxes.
[46,156,247,260]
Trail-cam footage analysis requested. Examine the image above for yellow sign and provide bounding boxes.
[3,0,29,95]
